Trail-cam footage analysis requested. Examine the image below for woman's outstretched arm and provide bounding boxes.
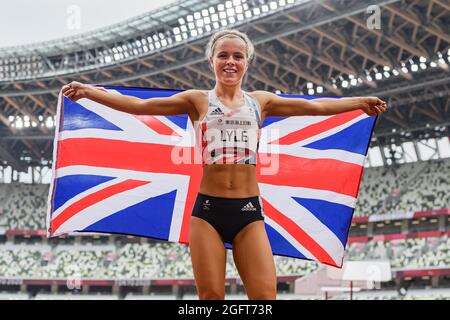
[252,91,387,117]
[62,81,196,116]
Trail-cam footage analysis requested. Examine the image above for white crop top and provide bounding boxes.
[196,90,262,166]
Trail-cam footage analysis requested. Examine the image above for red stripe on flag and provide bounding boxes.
[57,139,202,177]
[261,198,337,266]
[270,110,364,145]
[135,115,181,137]
[257,153,363,197]
[51,179,149,234]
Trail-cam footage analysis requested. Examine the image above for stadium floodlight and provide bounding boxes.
[341,80,348,88]
[350,78,357,86]
[383,71,390,78]
[375,72,382,80]
[16,118,23,129]
[392,69,399,76]
[411,64,419,72]
[419,63,426,70]
[308,88,314,95]
[419,56,427,63]
[316,86,323,93]
[306,82,313,89]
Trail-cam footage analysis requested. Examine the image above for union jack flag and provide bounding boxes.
[47,86,376,268]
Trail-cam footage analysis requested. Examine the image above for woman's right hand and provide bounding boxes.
[62,81,89,101]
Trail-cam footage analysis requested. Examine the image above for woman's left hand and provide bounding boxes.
[361,97,387,116]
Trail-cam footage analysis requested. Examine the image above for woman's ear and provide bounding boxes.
[209,56,214,70]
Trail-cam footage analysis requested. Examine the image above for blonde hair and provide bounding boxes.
[205,29,255,62]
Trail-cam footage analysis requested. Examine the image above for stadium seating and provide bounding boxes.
[354,158,450,217]
[0,234,448,280]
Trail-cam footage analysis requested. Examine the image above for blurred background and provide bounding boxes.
[0,0,449,300]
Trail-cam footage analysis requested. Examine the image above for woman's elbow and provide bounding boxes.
[308,102,327,116]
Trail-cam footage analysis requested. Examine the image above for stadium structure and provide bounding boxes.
[0,0,449,300]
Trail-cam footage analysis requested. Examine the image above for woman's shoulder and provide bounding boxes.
[181,89,210,100]
[246,90,274,107]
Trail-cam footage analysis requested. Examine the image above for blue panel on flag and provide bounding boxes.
[83,190,177,239]
[63,99,123,131]
[262,116,285,128]
[53,175,115,211]
[265,224,308,259]
[292,197,353,246]
[166,115,189,130]
[302,117,374,155]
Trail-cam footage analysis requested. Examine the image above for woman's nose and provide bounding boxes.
[226,57,236,64]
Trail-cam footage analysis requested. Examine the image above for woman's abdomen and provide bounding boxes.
[199,164,260,198]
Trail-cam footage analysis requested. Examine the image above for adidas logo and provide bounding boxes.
[241,202,257,212]
[210,107,224,115]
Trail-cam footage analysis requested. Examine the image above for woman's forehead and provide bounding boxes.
[214,37,247,52]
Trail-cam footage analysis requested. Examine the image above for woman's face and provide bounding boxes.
[210,37,248,86]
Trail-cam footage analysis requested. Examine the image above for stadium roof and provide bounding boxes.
[0,0,449,171]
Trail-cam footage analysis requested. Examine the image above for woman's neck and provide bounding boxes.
[214,83,244,100]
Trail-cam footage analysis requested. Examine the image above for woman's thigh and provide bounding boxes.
[189,216,227,299]
[232,221,277,300]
